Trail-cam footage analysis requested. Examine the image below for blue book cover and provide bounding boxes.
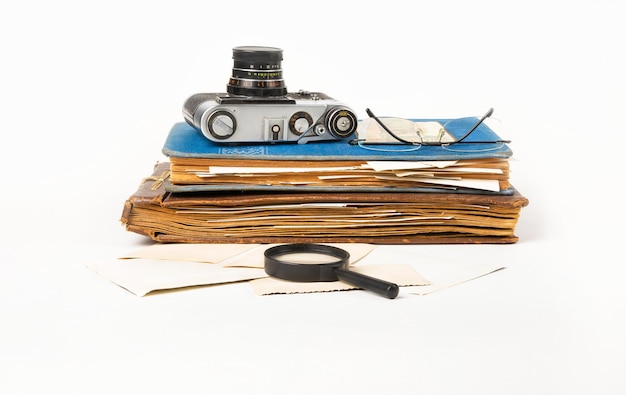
[162,120,513,161]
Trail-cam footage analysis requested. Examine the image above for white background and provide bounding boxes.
[1,0,625,394]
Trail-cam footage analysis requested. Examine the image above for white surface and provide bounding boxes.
[1,1,625,394]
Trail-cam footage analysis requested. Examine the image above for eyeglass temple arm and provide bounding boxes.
[365,108,419,145]
[455,107,494,143]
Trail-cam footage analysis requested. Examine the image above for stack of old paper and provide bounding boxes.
[168,157,510,193]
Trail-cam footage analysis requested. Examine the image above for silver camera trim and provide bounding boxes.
[183,91,358,144]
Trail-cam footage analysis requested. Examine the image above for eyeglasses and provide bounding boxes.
[351,107,511,152]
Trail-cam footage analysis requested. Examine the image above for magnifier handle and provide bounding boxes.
[334,268,399,299]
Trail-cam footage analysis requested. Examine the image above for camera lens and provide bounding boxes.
[227,46,288,97]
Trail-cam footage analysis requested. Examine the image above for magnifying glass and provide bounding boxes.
[264,243,399,299]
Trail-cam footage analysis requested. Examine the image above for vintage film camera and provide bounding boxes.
[182,46,358,144]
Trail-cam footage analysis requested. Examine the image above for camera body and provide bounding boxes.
[182,46,358,144]
[183,90,358,144]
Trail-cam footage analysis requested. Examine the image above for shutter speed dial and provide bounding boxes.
[326,107,357,138]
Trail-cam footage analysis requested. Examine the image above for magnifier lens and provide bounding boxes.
[273,252,341,264]
[264,244,399,299]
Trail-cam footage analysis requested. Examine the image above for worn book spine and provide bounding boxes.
[120,162,170,227]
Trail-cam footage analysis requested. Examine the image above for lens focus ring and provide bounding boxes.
[227,46,287,97]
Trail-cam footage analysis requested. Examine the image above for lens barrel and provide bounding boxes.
[227,46,288,97]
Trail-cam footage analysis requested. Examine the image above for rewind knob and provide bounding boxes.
[206,110,237,140]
